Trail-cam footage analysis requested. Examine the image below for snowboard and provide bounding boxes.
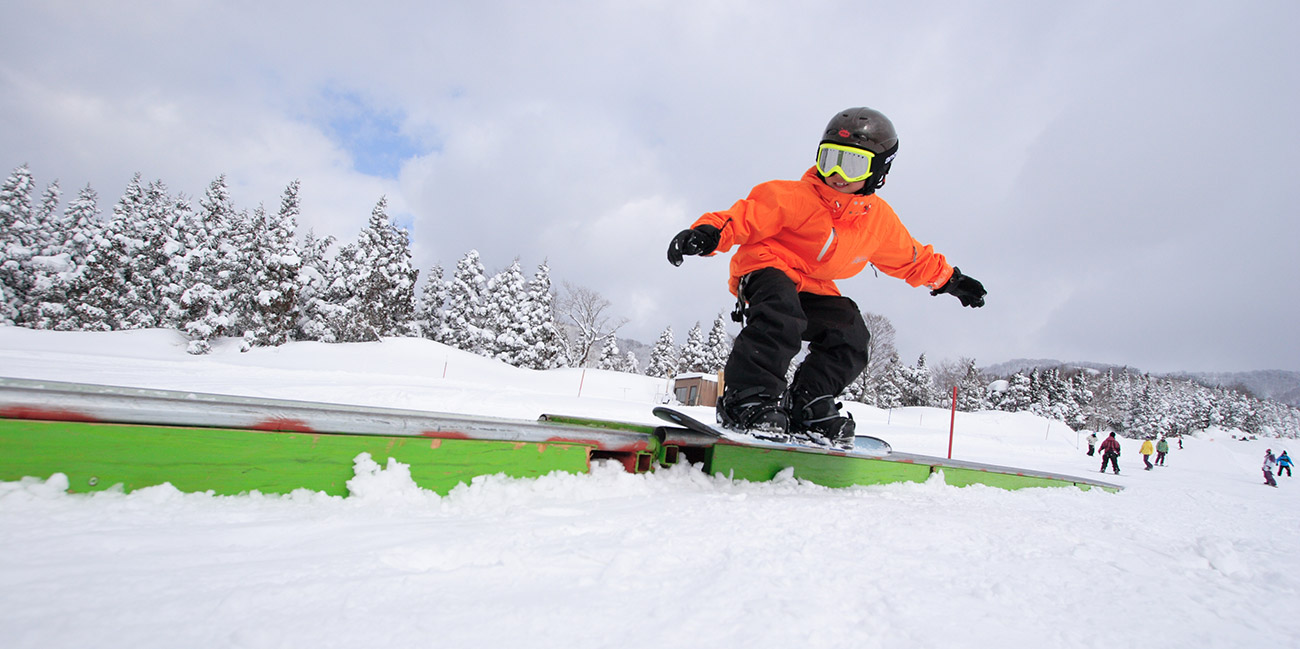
[652,406,891,457]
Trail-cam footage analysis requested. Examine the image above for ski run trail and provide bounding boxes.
[2,327,1298,649]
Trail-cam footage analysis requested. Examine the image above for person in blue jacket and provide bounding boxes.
[1278,451,1293,478]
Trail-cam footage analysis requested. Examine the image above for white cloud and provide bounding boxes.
[3,0,1299,372]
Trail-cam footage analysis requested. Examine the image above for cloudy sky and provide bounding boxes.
[4,0,1298,374]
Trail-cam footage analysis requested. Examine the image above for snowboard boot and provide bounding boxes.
[790,390,855,450]
[716,386,790,442]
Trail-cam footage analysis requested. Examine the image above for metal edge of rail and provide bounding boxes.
[0,376,657,454]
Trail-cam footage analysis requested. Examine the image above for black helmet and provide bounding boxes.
[819,107,899,194]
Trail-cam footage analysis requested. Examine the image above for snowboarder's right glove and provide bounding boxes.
[931,267,986,308]
[667,224,721,266]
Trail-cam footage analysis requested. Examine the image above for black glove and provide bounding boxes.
[667,225,721,266]
[931,267,986,308]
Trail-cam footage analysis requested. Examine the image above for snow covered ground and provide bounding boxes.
[2,327,1298,649]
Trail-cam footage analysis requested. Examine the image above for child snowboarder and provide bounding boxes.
[1086,432,1098,456]
[1279,451,1293,477]
[1156,437,1169,466]
[1099,432,1121,475]
[667,107,986,449]
[1264,449,1279,487]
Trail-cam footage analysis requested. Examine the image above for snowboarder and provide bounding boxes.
[1099,432,1121,475]
[1140,437,1155,470]
[1155,437,1169,466]
[1278,451,1293,478]
[666,107,986,448]
[1086,432,1098,456]
[1263,449,1279,487]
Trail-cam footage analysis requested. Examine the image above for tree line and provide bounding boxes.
[846,352,1299,439]
[2,164,1295,438]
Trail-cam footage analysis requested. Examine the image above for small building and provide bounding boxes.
[672,372,720,407]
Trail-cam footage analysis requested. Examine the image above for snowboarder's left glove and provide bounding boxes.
[932,267,986,308]
[667,225,721,266]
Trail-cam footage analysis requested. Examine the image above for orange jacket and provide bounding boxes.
[691,167,954,296]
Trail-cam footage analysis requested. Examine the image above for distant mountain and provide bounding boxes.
[1167,369,1300,407]
[979,359,1300,408]
[979,358,1133,377]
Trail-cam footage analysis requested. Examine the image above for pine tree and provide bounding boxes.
[441,249,489,352]
[29,185,101,330]
[678,322,710,373]
[897,353,939,407]
[483,259,530,365]
[704,313,731,373]
[115,178,185,330]
[416,263,447,341]
[875,357,905,409]
[220,201,263,339]
[176,176,238,353]
[241,180,303,350]
[623,350,640,375]
[294,230,341,342]
[996,372,1034,412]
[645,326,678,379]
[0,165,37,323]
[519,261,565,369]
[74,174,151,330]
[14,176,71,326]
[33,181,62,243]
[64,182,135,331]
[596,336,623,371]
[328,197,418,342]
[955,358,991,411]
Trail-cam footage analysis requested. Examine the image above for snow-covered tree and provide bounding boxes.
[645,326,678,379]
[519,261,566,370]
[596,335,624,371]
[874,357,905,409]
[441,249,489,352]
[678,322,711,374]
[896,353,939,407]
[110,177,194,331]
[0,165,37,323]
[175,176,238,353]
[295,230,341,342]
[954,358,991,411]
[623,350,640,375]
[704,314,731,373]
[325,197,418,342]
[27,185,101,330]
[241,180,303,350]
[996,372,1034,412]
[416,263,447,341]
[483,259,530,365]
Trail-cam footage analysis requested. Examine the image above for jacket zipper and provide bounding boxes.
[817,228,836,261]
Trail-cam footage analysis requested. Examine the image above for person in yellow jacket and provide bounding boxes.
[1140,437,1156,470]
[667,107,986,448]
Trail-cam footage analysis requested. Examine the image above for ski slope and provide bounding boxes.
[2,327,1297,649]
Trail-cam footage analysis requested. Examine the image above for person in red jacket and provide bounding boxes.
[1099,433,1122,475]
[667,107,986,448]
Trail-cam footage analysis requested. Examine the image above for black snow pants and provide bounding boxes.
[1101,451,1120,474]
[723,267,870,399]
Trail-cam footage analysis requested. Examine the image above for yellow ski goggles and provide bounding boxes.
[815,143,876,182]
